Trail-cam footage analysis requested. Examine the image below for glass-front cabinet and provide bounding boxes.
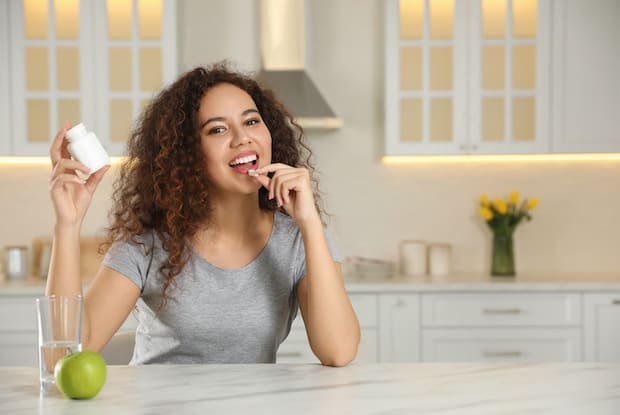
[385,0,551,155]
[3,0,177,156]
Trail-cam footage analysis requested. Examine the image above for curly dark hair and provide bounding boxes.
[103,62,324,303]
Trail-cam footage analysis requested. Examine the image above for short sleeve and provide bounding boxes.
[102,235,153,292]
[294,227,341,284]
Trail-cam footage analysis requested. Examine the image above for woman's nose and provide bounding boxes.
[231,126,252,146]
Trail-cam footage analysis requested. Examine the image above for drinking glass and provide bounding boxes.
[36,295,83,391]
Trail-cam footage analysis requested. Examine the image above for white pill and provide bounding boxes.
[248,170,259,177]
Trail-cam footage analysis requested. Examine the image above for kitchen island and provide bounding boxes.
[1,363,619,414]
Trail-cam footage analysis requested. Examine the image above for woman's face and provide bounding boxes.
[197,82,272,196]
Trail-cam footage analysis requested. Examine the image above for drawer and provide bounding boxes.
[0,297,37,331]
[422,293,581,327]
[0,331,38,366]
[292,293,377,329]
[422,328,582,362]
[277,327,378,364]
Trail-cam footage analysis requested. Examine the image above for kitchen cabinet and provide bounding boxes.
[584,293,620,362]
[385,0,619,156]
[0,2,10,154]
[551,0,620,153]
[3,280,619,366]
[422,328,581,361]
[378,294,420,362]
[420,292,582,362]
[0,295,137,367]
[2,0,177,156]
[385,0,552,156]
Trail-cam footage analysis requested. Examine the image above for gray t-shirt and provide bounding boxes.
[102,211,340,364]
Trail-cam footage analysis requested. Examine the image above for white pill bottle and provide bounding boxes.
[65,123,110,173]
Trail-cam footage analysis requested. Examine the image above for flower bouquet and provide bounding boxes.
[478,191,539,276]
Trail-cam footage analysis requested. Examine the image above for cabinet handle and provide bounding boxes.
[396,299,407,308]
[459,144,467,151]
[612,300,620,305]
[471,144,478,151]
[277,351,303,358]
[482,351,522,358]
[482,308,522,315]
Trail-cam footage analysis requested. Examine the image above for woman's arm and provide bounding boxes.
[254,164,360,366]
[295,217,360,366]
[47,126,139,351]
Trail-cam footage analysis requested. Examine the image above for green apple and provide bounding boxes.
[54,351,107,399]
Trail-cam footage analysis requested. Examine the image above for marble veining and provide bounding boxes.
[1,363,619,414]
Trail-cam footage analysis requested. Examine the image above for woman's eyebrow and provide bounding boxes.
[200,109,259,130]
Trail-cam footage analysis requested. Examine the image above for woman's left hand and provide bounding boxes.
[253,163,320,225]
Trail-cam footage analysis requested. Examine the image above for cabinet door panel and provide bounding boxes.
[422,328,581,362]
[422,292,581,326]
[584,293,620,362]
[379,294,420,362]
[0,332,37,366]
[0,298,37,331]
[552,0,620,152]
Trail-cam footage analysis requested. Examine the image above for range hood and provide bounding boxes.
[257,0,342,129]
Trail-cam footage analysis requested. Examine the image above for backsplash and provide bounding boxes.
[1,160,619,277]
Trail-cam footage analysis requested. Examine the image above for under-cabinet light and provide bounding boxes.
[0,157,125,166]
[382,154,620,164]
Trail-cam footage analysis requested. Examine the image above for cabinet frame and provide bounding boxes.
[4,0,177,156]
[385,0,552,156]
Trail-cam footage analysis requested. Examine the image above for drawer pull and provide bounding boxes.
[482,351,522,357]
[277,351,303,358]
[482,308,522,315]
[613,300,620,305]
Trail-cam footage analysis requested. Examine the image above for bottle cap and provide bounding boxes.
[66,123,87,143]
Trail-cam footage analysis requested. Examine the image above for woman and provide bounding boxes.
[46,63,360,366]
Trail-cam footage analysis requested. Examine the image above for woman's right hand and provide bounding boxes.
[49,124,109,227]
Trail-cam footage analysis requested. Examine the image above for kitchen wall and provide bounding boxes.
[1,0,619,275]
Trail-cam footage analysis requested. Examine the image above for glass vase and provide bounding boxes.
[491,232,515,276]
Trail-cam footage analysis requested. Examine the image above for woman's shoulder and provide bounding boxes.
[273,211,300,234]
[106,229,162,257]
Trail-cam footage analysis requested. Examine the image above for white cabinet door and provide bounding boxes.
[385,0,551,156]
[422,328,582,362]
[584,293,620,362]
[378,294,420,362]
[551,0,620,153]
[0,297,38,366]
[3,0,177,156]
[0,332,37,366]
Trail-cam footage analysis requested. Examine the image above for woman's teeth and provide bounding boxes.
[229,154,257,166]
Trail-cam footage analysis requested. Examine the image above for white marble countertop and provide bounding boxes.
[2,272,619,296]
[1,363,619,414]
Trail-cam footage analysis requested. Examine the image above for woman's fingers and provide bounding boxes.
[85,165,110,194]
[253,174,271,190]
[50,173,87,191]
[50,124,72,166]
[256,163,312,207]
[51,158,91,179]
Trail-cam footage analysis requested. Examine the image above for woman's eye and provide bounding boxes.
[246,118,260,126]
[208,126,226,135]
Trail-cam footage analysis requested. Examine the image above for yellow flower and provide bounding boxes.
[492,198,508,214]
[509,191,520,206]
[480,194,490,206]
[479,207,493,221]
[526,197,539,210]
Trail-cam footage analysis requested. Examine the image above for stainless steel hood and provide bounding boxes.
[257,0,342,129]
